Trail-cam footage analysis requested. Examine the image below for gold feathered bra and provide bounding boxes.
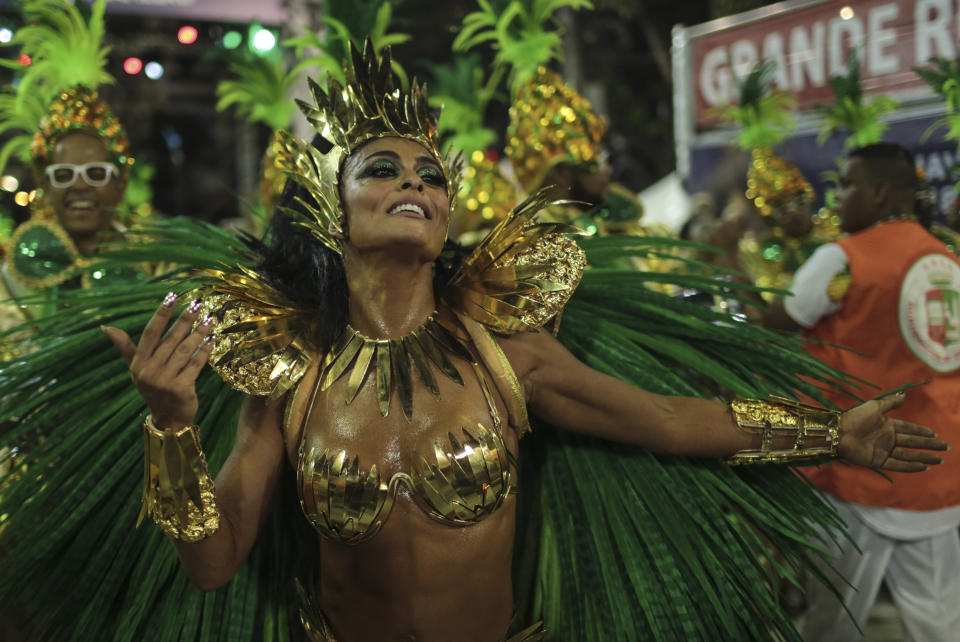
[199,41,586,413]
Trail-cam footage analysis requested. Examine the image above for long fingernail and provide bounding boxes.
[187,299,202,314]
[202,333,217,346]
[201,314,214,327]
[162,292,177,308]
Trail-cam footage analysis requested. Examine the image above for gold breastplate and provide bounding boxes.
[297,347,514,545]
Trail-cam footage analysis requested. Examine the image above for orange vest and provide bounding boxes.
[804,220,960,510]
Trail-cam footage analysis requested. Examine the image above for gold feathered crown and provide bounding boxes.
[505,66,606,194]
[276,39,463,254]
[31,85,132,173]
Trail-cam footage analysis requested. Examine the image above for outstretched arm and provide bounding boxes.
[104,296,287,591]
[498,329,946,472]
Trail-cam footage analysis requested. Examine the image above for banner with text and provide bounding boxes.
[692,0,954,128]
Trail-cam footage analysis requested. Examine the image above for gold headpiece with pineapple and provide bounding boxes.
[745,148,814,217]
[716,61,813,218]
[32,85,133,175]
[275,39,463,254]
[505,66,606,194]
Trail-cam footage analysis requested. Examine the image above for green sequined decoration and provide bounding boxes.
[12,223,75,284]
[583,189,640,224]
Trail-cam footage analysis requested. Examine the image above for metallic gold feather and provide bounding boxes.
[444,189,586,333]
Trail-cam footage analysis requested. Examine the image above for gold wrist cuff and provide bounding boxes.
[137,415,220,542]
[727,397,840,465]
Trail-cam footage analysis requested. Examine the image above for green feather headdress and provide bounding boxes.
[916,57,960,145]
[915,57,960,197]
[215,53,300,132]
[5,0,112,100]
[0,86,48,173]
[426,53,498,158]
[284,1,411,89]
[217,2,411,131]
[0,0,129,174]
[816,50,899,149]
[717,60,797,150]
[453,0,594,95]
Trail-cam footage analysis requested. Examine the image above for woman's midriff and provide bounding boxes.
[317,496,517,642]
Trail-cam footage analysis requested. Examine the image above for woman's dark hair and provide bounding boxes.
[247,135,469,352]
[247,173,349,352]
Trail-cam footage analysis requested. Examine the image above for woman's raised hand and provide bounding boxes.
[102,292,215,430]
[839,391,949,472]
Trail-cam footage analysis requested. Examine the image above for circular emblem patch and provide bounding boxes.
[899,253,960,372]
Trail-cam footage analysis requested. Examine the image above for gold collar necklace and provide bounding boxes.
[319,312,474,422]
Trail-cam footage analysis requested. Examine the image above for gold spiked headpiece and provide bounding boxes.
[31,85,133,174]
[505,66,606,194]
[745,147,814,217]
[276,40,462,254]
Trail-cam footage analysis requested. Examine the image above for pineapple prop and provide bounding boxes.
[718,61,830,300]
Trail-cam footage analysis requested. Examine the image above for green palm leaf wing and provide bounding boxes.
[1,221,853,640]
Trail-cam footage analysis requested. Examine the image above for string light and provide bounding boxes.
[177,25,199,45]
[250,27,276,53]
[123,57,143,75]
[222,30,242,49]
[145,61,164,80]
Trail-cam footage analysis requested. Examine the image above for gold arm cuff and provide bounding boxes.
[137,415,220,542]
[726,397,840,465]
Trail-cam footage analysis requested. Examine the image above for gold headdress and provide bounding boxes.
[717,62,810,218]
[31,85,132,173]
[745,148,814,217]
[276,39,462,254]
[505,67,606,194]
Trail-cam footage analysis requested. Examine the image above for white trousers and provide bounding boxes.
[799,499,960,642]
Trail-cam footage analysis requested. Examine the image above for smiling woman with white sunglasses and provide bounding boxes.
[0,0,139,346]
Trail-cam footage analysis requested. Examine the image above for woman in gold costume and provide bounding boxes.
[102,44,945,642]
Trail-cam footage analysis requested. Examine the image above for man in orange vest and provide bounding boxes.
[783,143,960,641]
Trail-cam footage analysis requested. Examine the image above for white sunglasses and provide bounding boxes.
[44,162,117,188]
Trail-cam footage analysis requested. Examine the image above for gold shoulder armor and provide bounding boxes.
[199,266,317,402]
[443,190,586,334]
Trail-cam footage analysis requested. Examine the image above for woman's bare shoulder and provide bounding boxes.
[494,329,568,382]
